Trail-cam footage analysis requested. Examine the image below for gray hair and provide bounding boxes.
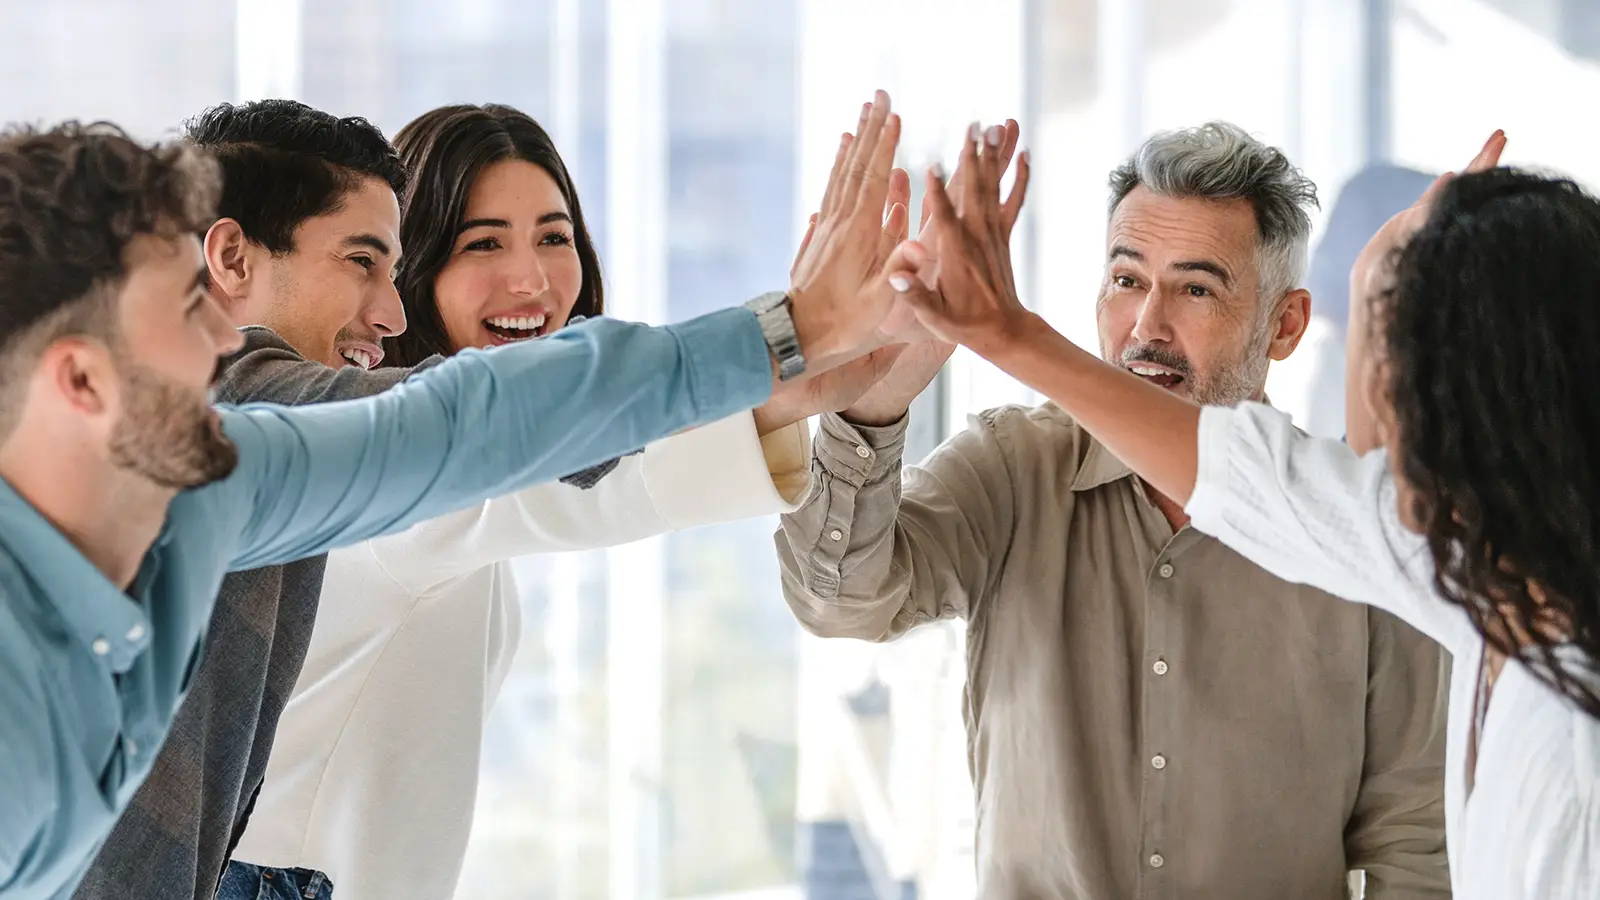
[1108,122,1319,302]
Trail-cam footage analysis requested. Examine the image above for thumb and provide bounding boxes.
[886,239,938,294]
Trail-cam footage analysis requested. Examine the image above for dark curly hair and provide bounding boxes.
[0,121,219,435]
[383,104,603,367]
[184,99,406,254]
[1383,167,1600,717]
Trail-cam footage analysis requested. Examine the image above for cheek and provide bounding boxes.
[545,253,586,328]
[433,261,494,337]
[1095,293,1136,349]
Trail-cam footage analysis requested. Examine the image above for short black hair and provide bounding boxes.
[183,99,406,254]
[0,121,219,435]
[384,103,603,367]
[1383,167,1600,717]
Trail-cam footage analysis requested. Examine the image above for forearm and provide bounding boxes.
[222,310,776,572]
[978,314,1201,504]
[776,410,1011,641]
[1344,289,1382,454]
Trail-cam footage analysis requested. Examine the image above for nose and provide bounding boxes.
[507,246,551,298]
[1129,287,1174,346]
[368,278,407,338]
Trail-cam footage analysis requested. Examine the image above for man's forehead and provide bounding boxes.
[1107,189,1257,261]
[299,182,401,252]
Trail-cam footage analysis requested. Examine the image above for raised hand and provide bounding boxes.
[885,119,1032,356]
[787,90,905,369]
[756,165,914,434]
[834,121,1026,426]
[1345,129,1505,453]
[1351,130,1506,309]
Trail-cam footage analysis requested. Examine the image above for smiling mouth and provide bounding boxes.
[484,313,548,342]
[339,347,381,370]
[1127,364,1186,390]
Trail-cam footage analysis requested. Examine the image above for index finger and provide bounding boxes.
[1465,129,1507,174]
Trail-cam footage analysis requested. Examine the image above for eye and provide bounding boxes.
[350,255,376,271]
[540,231,574,247]
[1186,284,1212,298]
[463,236,501,253]
[1113,274,1139,290]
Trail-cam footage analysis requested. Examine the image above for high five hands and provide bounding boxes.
[755,93,1032,434]
[883,118,1033,359]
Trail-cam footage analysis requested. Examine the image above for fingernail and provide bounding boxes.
[930,162,946,181]
[889,274,912,292]
[862,102,872,115]
[1020,149,1030,166]
[985,125,1002,147]
[967,122,981,143]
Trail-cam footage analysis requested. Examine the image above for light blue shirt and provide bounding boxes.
[0,309,772,899]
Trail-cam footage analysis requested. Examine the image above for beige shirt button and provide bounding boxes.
[125,738,139,756]
[1151,754,1167,770]
[828,529,844,542]
[1152,659,1169,676]
[92,638,111,657]
[126,623,146,642]
[854,444,871,459]
[1149,853,1165,869]
[1158,562,1175,579]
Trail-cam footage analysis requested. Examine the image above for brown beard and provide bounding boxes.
[108,360,238,489]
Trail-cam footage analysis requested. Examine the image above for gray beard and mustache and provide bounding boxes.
[108,360,239,490]
[1112,323,1271,408]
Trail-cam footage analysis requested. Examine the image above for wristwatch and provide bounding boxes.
[745,290,807,381]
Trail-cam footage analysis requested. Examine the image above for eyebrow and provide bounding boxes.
[342,233,394,257]
[456,211,573,234]
[1172,259,1234,289]
[1108,244,1234,289]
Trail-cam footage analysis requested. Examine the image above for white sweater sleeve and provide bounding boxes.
[365,414,811,593]
[1185,402,1477,654]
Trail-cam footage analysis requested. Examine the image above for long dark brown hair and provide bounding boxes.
[384,104,603,367]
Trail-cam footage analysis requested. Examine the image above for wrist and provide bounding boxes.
[966,308,1044,361]
[840,404,909,429]
[752,399,801,437]
[787,284,846,367]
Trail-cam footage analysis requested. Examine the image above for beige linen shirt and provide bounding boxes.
[776,404,1451,900]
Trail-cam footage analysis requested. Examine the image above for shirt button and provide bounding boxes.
[1158,562,1175,579]
[1151,754,1167,770]
[1152,659,1169,676]
[126,624,146,642]
[828,529,844,542]
[92,638,111,656]
[1149,853,1165,869]
[125,738,139,756]
[854,444,871,459]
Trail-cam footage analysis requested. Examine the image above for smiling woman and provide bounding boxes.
[384,104,605,365]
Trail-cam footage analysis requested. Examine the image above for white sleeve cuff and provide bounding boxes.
[642,413,809,531]
[1184,404,1239,533]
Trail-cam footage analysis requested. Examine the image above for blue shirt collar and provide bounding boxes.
[0,476,155,673]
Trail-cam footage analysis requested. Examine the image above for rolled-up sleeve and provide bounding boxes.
[775,408,1016,642]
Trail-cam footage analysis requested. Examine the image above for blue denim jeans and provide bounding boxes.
[217,860,334,900]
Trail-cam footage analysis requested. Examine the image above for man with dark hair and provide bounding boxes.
[75,97,890,900]
[0,91,905,899]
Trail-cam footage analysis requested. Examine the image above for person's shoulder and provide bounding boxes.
[965,402,1099,481]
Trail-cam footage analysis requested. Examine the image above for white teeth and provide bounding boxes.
[486,314,547,332]
[341,349,376,370]
[1130,365,1167,377]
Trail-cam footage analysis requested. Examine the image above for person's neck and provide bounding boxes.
[0,439,175,590]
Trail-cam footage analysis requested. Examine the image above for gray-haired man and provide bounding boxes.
[776,123,1450,899]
